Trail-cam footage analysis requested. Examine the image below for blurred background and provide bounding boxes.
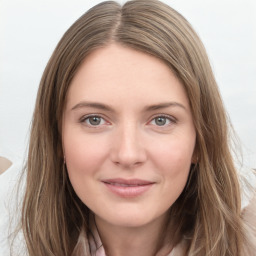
[0,0,255,170]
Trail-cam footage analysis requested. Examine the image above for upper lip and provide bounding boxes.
[102,178,155,186]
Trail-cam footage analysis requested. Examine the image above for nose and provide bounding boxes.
[110,123,147,168]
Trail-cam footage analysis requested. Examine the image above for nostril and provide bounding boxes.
[112,159,144,169]
[110,130,147,167]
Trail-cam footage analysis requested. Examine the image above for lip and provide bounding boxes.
[102,178,155,198]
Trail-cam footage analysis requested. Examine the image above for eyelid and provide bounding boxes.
[78,113,177,127]
[148,114,177,125]
[79,114,111,126]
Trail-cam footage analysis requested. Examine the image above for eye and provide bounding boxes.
[81,115,107,127]
[150,115,175,127]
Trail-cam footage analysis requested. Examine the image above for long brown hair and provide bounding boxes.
[19,1,255,255]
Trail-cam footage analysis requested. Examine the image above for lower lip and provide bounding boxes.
[103,182,154,198]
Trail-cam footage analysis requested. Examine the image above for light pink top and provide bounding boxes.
[88,216,186,256]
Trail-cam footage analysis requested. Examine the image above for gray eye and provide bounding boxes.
[87,116,102,126]
[155,117,167,126]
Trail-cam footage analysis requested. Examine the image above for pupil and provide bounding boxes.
[89,116,101,125]
[156,117,166,126]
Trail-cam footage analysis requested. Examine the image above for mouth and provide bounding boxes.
[102,178,155,198]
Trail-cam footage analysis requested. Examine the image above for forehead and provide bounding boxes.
[65,43,189,110]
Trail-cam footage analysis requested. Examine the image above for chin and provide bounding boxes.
[96,206,165,229]
[115,216,151,228]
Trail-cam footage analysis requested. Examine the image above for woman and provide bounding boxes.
[19,0,255,255]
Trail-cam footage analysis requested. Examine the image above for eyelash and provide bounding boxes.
[79,114,109,128]
[79,114,177,128]
[148,114,177,127]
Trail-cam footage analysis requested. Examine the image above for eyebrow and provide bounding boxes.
[143,102,186,111]
[71,101,186,112]
[71,101,115,112]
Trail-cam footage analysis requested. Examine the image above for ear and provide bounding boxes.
[191,149,198,164]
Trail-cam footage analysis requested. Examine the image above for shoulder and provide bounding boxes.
[241,169,256,229]
[241,190,256,255]
[242,190,256,233]
[0,157,23,256]
[167,238,188,256]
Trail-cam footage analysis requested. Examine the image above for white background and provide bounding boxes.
[0,0,255,169]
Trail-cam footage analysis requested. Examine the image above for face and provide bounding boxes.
[62,44,196,228]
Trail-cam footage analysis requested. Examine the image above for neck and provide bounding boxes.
[95,213,173,256]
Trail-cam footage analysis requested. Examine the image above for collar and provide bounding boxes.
[88,215,106,256]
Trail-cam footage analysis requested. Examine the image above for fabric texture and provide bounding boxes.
[0,157,23,256]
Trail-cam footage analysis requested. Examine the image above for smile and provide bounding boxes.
[102,179,155,198]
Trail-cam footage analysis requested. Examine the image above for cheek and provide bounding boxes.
[65,141,95,175]
[153,137,194,173]
[63,131,109,205]
[63,129,108,173]
[62,127,110,199]
[150,136,195,195]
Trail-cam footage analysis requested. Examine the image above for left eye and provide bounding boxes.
[83,116,106,126]
[150,116,173,126]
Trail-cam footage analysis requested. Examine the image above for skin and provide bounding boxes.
[62,44,196,256]
[0,156,12,175]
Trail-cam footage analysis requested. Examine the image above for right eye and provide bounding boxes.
[81,115,108,127]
